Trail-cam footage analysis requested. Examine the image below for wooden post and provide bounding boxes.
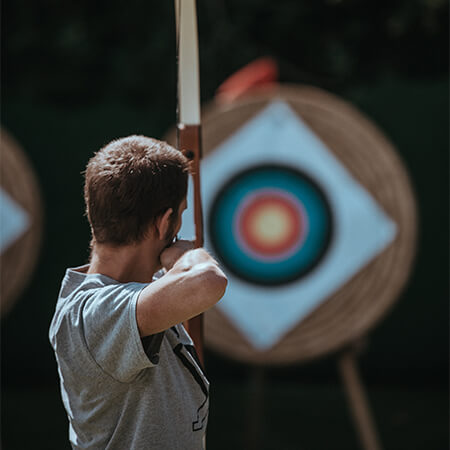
[337,344,382,450]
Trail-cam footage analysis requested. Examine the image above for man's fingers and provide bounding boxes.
[160,240,195,271]
[172,239,195,250]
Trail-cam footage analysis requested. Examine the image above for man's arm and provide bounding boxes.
[136,245,228,337]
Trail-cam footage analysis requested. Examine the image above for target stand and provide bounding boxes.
[166,85,417,450]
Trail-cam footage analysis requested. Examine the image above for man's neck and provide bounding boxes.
[87,239,163,283]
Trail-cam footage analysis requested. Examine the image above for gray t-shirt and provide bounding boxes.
[49,265,209,449]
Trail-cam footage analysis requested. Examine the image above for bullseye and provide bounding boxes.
[235,190,308,261]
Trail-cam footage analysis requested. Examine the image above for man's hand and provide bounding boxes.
[160,239,195,271]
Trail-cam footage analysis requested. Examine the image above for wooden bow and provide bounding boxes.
[174,0,205,367]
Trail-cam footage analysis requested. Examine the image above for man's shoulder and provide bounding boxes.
[49,267,145,355]
[51,267,128,333]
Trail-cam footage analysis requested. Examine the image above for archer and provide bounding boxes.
[49,135,227,449]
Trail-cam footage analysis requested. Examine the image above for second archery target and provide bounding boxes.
[1,129,43,316]
[209,164,333,286]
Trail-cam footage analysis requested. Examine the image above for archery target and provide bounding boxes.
[209,164,333,285]
[1,130,42,316]
[170,85,417,364]
[179,99,399,351]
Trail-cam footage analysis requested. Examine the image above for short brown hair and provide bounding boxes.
[84,135,189,245]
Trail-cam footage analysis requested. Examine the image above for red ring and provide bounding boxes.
[238,193,303,256]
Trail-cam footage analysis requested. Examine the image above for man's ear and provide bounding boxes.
[154,208,173,241]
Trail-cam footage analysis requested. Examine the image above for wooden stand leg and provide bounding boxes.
[337,348,382,450]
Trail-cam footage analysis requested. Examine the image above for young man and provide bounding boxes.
[49,135,227,449]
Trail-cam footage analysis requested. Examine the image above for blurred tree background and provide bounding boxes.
[1,0,448,449]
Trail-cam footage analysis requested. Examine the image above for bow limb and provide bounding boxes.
[175,0,205,366]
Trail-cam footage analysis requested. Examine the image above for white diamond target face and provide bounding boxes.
[179,101,397,349]
[209,165,333,286]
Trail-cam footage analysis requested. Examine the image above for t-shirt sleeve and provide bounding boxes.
[82,282,156,383]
